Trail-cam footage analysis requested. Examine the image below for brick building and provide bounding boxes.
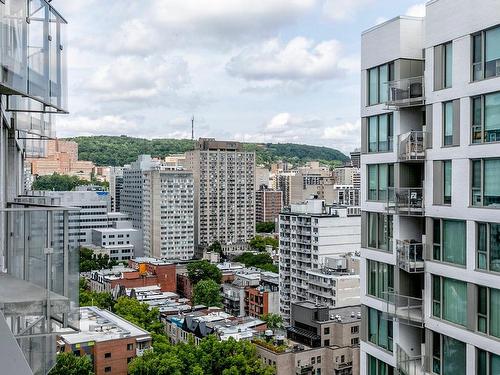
[58,307,152,375]
[256,186,283,224]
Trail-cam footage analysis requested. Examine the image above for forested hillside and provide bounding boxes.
[65,136,349,167]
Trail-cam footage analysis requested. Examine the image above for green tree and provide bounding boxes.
[234,252,278,273]
[260,313,283,330]
[80,247,118,272]
[249,236,278,252]
[79,278,113,310]
[256,222,275,233]
[192,279,222,307]
[207,241,223,255]
[187,260,222,284]
[113,297,164,334]
[49,352,94,375]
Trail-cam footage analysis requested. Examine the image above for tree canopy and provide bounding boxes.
[49,352,94,375]
[234,252,278,273]
[79,278,113,310]
[80,247,118,272]
[260,313,283,330]
[192,279,223,307]
[187,260,222,285]
[113,297,164,334]
[32,173,91,191]
[128,335,275,375]
[255,222,275,233]
[207,241,223,255]
[249,236,278,252]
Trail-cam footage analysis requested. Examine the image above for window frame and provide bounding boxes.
[471,158,500,207]
[476,222,500,273]
[472,25,500,82]
[442,101,454,146]
[432,275,468,327]
[368,307,393,352]
[443,160,452,205]
[367,113,394,153]
[471,92,500,144]
[367,164,394,201]
[367,212,393,252]
[477,348,500,375]
[367,259,394,300]
[432,218,466,266]
[367,62,395,106]
[432,332,466,375]
[476,285,500,338]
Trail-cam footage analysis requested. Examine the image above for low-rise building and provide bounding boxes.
[58,306,152,375]
[91,221,140,262]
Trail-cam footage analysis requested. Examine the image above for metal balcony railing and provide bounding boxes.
[386,76,425,108]
[397,345,424,375]
[387,188,424,216]
[399,131,428,161]
[382,289,423,327]
[396,240,424,273]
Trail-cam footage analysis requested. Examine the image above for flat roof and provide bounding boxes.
[361,15,424,36]
[132,257,173,266]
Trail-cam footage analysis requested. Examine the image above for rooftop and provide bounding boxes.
[294,302,362,324]
[131,257,173,266]
[61,306,151,345]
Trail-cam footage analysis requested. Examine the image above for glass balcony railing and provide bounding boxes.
[386,76,425,108]
[382,289,423,327]
[398,131,428,161]
[387,188,424,216]
[1,197,80,374]
[1,0,68,113]
[396,240,424,273]
[397,344,424,375]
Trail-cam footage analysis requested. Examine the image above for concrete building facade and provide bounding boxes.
[256,186,283,224]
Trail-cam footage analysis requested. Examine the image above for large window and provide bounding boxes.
[434,42,453,90]
[368,114,393,152]
[472,159,500,207]
[471,92,500,144]
[368,355,394,375]
[443,101,454,146]
[432,333,466,375]
[477,222,500,273]
[367,164,394,201]
[368,62,394,105]
[433,219,466,266]
[368,307,393,352]
[367,212,393,251]
[472,25,500,81]
[432,276,467,326]
[477,285,500,339]
[477,349,500,375]
[367,260,394,300]
[443,161,452,204]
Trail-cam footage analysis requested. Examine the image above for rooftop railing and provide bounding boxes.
[386,76,425,108]
[398,131,428,161]
[396,240,424,273]
[387,188,424,216]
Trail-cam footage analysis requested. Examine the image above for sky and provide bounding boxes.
[53,0,426,155]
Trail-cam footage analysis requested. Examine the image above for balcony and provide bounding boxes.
[136,347,153,357]
[386,76,425,109]
[387,188,424,216]
[398,131,428,161]
[383,290,423,327]
[296,364,314,374]
[396,240,424,273]
[397,345,424,375]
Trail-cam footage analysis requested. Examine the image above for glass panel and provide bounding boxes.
[368,355,377,375]
[378,214,387,251]
[484,159,500,206]
[485,27,500,78]
[445,42,453,88]
[443,278,467,326]
[379,115,388,152]
[443,220,466,265]
[377,262,386,298]
[478,286,487,316]
[432,332,441,375]
[368,260,377,296]
[433,276,441,317]
[369,68,379,105]
[443,161,452,204]
[378,164,388,201]
[473,34,483,63]
[490,288,500,338]
[442,336,465,375]
[368,213,377,248]
[444,102,454,145]
[490,224,500,272]
[433,219,441,260]
[491,352,500,375]
[369,308,378,344]
[472,97,483,143]
[28,0,49,102]
[472,160,482,206]
[368,165,377,200]
[378,313,388,349]
[484,92,500,142]
[379,64,388,103]
[369,116,378,152]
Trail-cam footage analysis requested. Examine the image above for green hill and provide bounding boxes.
[64,136,349,167]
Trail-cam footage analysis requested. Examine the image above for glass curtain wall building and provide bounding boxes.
[360,1,500,374]
[0,1,74,374]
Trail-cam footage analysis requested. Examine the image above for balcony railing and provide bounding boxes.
[397,345,424,375]
[398,131,428,161]
[383,289,423,327]
[387,188,424,216]
[386,76,425,108]
[396,240,424,273]
[136,347,153,357]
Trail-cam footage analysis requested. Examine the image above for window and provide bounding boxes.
[127,357,134,364]
[432,333,466,375]
[368,307,393,351]
[324,327,330,335]
[317,356,321,364]
[105,367,112,373]
[477,222,500,273]
[443,102,454,146]
[434,42,453,90]
[312,357,316,365]
[471,92,500,143]
[367,213,393,251]
[127,343,133,351]
[432,276,467,326]
[472,26,500,81]
[432,219,466,266]
[368,355,394,375]
[477,285,500,338]
[443,161,452,204]
[104,352,111,358]
[367,260,394,300]
[368,62,394,105]
[471,159,500,206]
[351,337,359,345]
[351,325,359,334]
[324,339,330,346]
[367,114,393,152]
[477,349,500,375]
[367,164,394,201]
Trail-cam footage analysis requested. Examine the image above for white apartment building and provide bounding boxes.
[109,166,124,212]
[306,270,360,309]
[91,220,139,262]
[142,169,195,260]
[360,2,500,374]
[185,138,255,251]
[279,199,361,325]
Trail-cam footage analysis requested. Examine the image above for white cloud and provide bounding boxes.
[323,0,373,20]
[406,3,426,17]
[226,37,352,82]
[323,119,360,141]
